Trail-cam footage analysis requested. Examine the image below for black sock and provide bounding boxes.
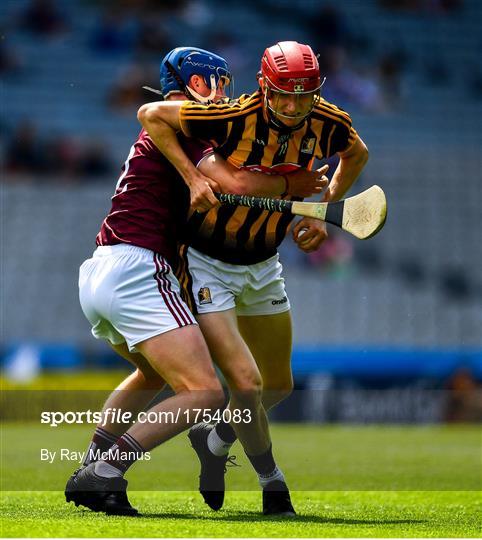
[246,444,276,476]
[83,427,118,466]
[215,419,237,444]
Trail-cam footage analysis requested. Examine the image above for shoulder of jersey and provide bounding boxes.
[311,96,352,128]
[181,90,263,119]
[136,128,158,152]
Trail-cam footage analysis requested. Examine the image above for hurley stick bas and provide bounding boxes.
[215,185,387,240]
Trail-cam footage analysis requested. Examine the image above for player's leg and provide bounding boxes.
[125,324,224,449]
[68,246,223,515]
[179,247,271,450]
[196,309,270,456]
[99,342,167,431]
[77,250,166,468]
[179,248,271,450]
[237,310,293,411]
[207,254,293,453]
[81,343,167,466]
[67,324,223,516]
[193,310,294,515]
[202,254,295,515]
[86,325,223,455]
[81,245,224,440]
[179,247,294,514]
[191,310,290,509]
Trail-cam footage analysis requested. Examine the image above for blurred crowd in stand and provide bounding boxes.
[308,4,405,112]
[3,0,478,183]
[3,122,114,181]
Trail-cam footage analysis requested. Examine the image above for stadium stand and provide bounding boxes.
[1,0,481,384]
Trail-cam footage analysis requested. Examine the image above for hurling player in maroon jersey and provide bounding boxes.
[66,47,325,516]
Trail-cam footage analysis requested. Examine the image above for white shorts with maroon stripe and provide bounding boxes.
[79,244,196,352]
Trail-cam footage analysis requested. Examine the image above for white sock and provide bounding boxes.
[258,466,285,488]
[94,460,123,478]
[207,428,233,457]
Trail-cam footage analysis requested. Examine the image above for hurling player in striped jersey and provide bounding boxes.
[65,46,325,517]
[138,41,368,516]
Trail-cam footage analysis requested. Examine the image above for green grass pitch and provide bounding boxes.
[1,423,481,537]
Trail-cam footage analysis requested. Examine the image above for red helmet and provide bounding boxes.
[261,41,321,94]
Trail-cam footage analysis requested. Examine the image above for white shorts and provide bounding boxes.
[79,244,196,352]
[185,247,290,316]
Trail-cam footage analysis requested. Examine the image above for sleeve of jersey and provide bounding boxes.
[315,102,358,157]
[329,122,358,156]
[179,101,233,146]
[179,136,213,168]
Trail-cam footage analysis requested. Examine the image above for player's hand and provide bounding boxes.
[285,164,329,198]
[189,172,220,212]
[292,217,328,253]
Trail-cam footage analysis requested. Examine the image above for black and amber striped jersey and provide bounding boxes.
[178,89,358,265]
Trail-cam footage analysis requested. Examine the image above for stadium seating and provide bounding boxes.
[1,0,481,376]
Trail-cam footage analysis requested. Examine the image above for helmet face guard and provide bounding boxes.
[160,47,233,103]
[183,65,232,103]
[260,41,323,123]
[262,75,325,122]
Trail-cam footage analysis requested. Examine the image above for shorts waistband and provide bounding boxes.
[188,246,279,269]
[94,244,158,259]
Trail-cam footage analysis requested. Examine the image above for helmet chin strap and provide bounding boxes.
[268,110,306,131]
[186,74,218,104]
[260,75,324,125]
[262,89,311,130]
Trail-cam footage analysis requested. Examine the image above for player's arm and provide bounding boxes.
[198,153,284,196]
[322,134,369,203]
[294,136,368,253]
[198,153,328,198]
[137,101,218,211]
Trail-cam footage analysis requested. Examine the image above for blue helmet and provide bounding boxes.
[160,46,233,103]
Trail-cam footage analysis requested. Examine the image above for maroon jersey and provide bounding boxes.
[96,129,211,263]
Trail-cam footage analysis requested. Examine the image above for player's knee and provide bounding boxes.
[173,373,224,402]
[205,383,225,410]
[230,372,263,403]
[199,376,224,404]
[173,377,224,411]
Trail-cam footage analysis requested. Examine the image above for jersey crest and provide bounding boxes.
[198,287,212,305]
[301,136,316,155]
